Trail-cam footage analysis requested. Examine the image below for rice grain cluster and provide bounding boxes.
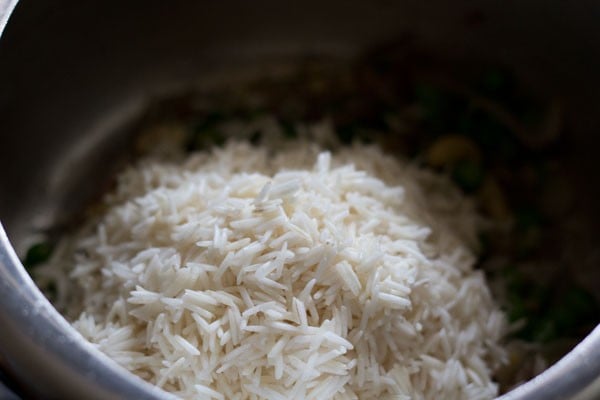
[39,140,506,400]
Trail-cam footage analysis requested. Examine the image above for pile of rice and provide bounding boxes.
[38,136,507,399]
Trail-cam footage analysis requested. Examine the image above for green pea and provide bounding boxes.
[532,318,558,343]
[415,84,465,134]
[336,124,357,144]
[515,207,543,230]
[200,111,226,128]
[477,232,491,257]
[23,242,53,269]
[462,111,518,161]
[279,119,298,139]
[452,160,484,193]
[478,67,516,103]
[248,130,261,145]
[555,287,599,333]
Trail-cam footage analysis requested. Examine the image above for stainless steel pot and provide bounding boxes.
[1,1,599,399]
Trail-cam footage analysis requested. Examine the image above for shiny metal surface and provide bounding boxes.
[0,0,599,399]
[0,382,19,400]
[499,325,600,400]
[0,369,20,400]
[0,0,16,33]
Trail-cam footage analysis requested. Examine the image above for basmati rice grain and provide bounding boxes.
[38,138,507,400]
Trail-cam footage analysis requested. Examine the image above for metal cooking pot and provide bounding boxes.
[0,1,599,399]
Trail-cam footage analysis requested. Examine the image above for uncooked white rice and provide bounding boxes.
[37,124,507,399]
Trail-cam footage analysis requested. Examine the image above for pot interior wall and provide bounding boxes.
[0,2,599,397]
